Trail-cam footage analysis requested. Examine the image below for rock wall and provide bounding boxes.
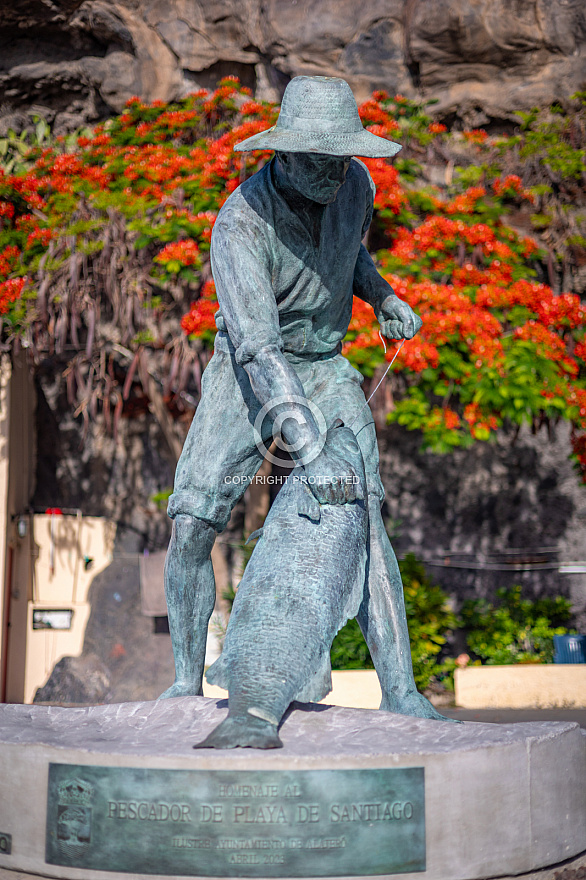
[33,359,586,629]
[33,364,176,552]
[380,421,586,628]
[32,348,586,706]
[2,0,586,134]
[33,403,586,705]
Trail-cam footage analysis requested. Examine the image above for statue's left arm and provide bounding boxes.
[350,161,421,340]
[353,244,422,340]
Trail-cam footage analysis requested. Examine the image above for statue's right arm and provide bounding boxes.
[210,214,322,464]
[210,213,357,503]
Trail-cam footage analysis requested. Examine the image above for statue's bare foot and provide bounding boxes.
[158,680,202,700]
[380,689,461,723]
[194,714,283,749]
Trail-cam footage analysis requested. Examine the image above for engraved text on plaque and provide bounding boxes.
[46,764,425,876]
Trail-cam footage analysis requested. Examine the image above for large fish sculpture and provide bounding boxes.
[196,422,369,749]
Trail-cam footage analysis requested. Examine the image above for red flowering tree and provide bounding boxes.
[0,81,585,477]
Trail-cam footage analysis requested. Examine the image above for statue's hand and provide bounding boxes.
[378,294,422,340]
[302,447,362,505]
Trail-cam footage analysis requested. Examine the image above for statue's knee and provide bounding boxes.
[171,514,216,562]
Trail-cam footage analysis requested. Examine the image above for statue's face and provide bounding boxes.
[276,152,352,204]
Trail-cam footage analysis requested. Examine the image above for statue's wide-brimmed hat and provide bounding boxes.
[234,76,402,158]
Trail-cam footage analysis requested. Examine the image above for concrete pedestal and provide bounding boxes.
[0,697,584,880]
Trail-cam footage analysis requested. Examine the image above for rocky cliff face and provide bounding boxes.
[379,421,586,629]
[2,0,586,134]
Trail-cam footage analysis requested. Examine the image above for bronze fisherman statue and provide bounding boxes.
[160,75,447,731]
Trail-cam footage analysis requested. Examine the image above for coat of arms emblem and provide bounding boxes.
[56,778,93,861]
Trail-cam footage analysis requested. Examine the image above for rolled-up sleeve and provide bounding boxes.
[210,208,283,366]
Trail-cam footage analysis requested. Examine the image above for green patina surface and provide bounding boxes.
[46,763,425,876]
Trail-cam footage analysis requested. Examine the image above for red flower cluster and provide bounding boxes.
[0,201,15,220]
[155,239,200,267]
[0,80,584,471]
[0,245,20,276]
[181,280,218,336]
[464,403,500,438]
[0,278,25,314]
[462,129,488,145]
[359,100,400,132]
[445,187,486,215]
[362,159,406,213]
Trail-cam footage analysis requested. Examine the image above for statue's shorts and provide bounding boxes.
[168,332,386,532]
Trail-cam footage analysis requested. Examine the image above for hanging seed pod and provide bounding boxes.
[137,348,150,397]
[103,380,112,434]
[163,351,180,398]
[113,392,124,442]
[122,349,140,400]
[85,303,95,359]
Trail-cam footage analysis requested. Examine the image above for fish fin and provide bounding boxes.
[295,652,332,703]
[193,714,283,750]
[297,488,321,523]
[247,706,280,726]
[245,528,263,545]
[205,657,228,690]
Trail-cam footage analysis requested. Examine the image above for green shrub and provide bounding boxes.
[460,586,574,665]
[330,619,374,671]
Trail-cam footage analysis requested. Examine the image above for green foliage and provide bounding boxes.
[151,488,172,510]
[222,583,237,614]
[461,586,574,665]
[530,213,553,229]
[400,554,459,689]
[330,618,374,671]
[330,568,577,691]
[0,116,50,173]
[516,108,540,132]
[496,103,586,180]
[394,157,423,183]
[1,83,586,479]
[0,116,93,174]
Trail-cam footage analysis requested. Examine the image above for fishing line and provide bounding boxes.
[347,335,405,433]
[366,334,405,406]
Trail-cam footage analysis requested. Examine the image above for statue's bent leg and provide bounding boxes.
[358,498,451,721]
[159,515,216,699]
[157,333,266,699]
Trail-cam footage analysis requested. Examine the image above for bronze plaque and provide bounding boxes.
[46,763,425,876]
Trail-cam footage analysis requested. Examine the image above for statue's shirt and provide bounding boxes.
[210,158,375,365]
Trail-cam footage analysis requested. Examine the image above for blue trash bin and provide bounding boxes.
[553,634,586,664]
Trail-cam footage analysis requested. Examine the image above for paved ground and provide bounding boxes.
[441,706,586,728]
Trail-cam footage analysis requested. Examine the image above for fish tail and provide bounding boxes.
[193,712,283,750]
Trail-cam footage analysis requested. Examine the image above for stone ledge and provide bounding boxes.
[455,664,586,709]
[5,854,585,880]
[3,850,584,879]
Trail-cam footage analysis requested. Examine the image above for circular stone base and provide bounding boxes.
[2,850,585,880]
[0,698,584,880]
